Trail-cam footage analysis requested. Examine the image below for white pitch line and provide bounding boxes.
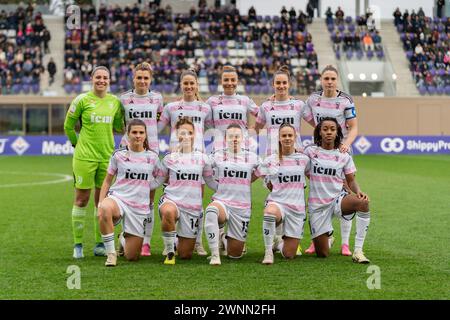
[0,171,72,188]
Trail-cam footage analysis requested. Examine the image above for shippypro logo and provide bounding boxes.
[0,138,8,154]
[354,136,372,154]
[11,137,30,155]
[380,137,404,153]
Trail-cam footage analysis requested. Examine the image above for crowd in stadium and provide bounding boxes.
[326,6,385,60]
[0,4,50,94]
[63,1,320,95]
[394,7,450,94]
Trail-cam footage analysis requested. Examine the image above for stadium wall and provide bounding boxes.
[1,96,449,136]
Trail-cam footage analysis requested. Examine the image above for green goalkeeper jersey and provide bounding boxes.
[64,91,124,162]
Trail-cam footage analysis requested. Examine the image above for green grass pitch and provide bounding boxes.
[0,155,449,299]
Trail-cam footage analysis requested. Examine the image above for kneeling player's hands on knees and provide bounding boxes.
[357,192,369,202]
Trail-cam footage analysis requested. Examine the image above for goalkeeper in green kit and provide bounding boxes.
[64,66,124,258]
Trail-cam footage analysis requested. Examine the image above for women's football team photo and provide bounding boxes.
[64,62,372,267]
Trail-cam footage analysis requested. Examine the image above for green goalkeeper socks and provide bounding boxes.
[72,205,87,245]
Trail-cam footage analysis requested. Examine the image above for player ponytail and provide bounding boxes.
[321,65,339,76]
[314,117,343,149]
[272,65,291,84]
[127,119,150,151]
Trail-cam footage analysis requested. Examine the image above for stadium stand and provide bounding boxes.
[326,6,385,61]
[0,4,50,95]
[63,2,320,95]
[394,8,450,95]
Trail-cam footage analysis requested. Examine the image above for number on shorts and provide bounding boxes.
[190,218,199,230]
[241,221,249,233]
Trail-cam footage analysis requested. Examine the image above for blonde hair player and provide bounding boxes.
[157,68,212,256]
[97,119,160,266]
[119,62,164,257]
[153,117,218,265]
[255,65,313,256]
[259,123,311,264]
[303,65,359,257]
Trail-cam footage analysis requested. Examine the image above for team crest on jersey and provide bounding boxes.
[335,102,340,109]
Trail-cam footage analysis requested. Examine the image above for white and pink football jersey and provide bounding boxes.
[304,90,356,138]
[206,94,258,151]
[157,100,212,152]
[256,99,308,155]
[304,145,356,212]
[155,151,216,215]
[120,90,163,153]
[210,149,261,215]
[107,148,160,215]
[260,153,310,213]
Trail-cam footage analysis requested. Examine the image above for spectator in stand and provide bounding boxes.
[362,33,374,51]
[325,7,333,25]
[372,31,382,51]
[47,57,56,85]
[437,0,445,18]
[393,7,402,26]
[248,6,256,22]
[335,7,344,24]
[306,1,314,24]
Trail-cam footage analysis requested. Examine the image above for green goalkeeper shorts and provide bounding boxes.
[72,158,108,189]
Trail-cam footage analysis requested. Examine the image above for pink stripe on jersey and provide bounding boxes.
[116,155,156,165]
[262,105,301,112]
[168,105,209,112]
[280,159,309,166]
[115,178,149,188]
[143,119,157,126]
[316,101,340,109]
[344,167,356,174]
[308,197,334,204]
[166,159,205,166]
[212,197,250,209]
[115,195,150,211]
[309,175,343,184]
[107,168,117,175]
[164,196,202,211]
[213,119,247,127]
[218,178,251,186]
[170,180,202,188]
[273,182,305,189]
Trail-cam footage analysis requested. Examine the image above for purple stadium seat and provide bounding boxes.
[154,84,163,93]
[221,49,228,58]
[64,84,72,94]
[163,83,174,94]
[376,50,384,59]
[253,85,261,95]
[430,69,436,77]
[212,49,220,58]
[356,50,363,59]
[348,24,355,32]
[427,85,436,95]
[110,84,118,93]
[74,83,82,93]
[338,24,345,32]
[433,17,440,24]
[346,50,353,59]
[366,50,374,59]
[257,16,263,22]
[345,16,352,24]
[406,50,413,59]
[335,50,341,59]
[438,69,446,76]
[262,85,271,95]
[256,49,263,58]
[397,24,404,32]
[418,86,427,95]
[436,86,444,95]
[272,16,279,23]
[265,15,271,22]
[204,48,211,57]
[32,83,40,94]
[220,40,227,49]
[445,86,450,95]
[209,84,218,94]
[245,84,252,94]
[327,24,334,32]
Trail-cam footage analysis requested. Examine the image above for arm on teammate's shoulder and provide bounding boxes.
[204,175,218,191]
[113,101,125,133]
[99,173,115,204]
